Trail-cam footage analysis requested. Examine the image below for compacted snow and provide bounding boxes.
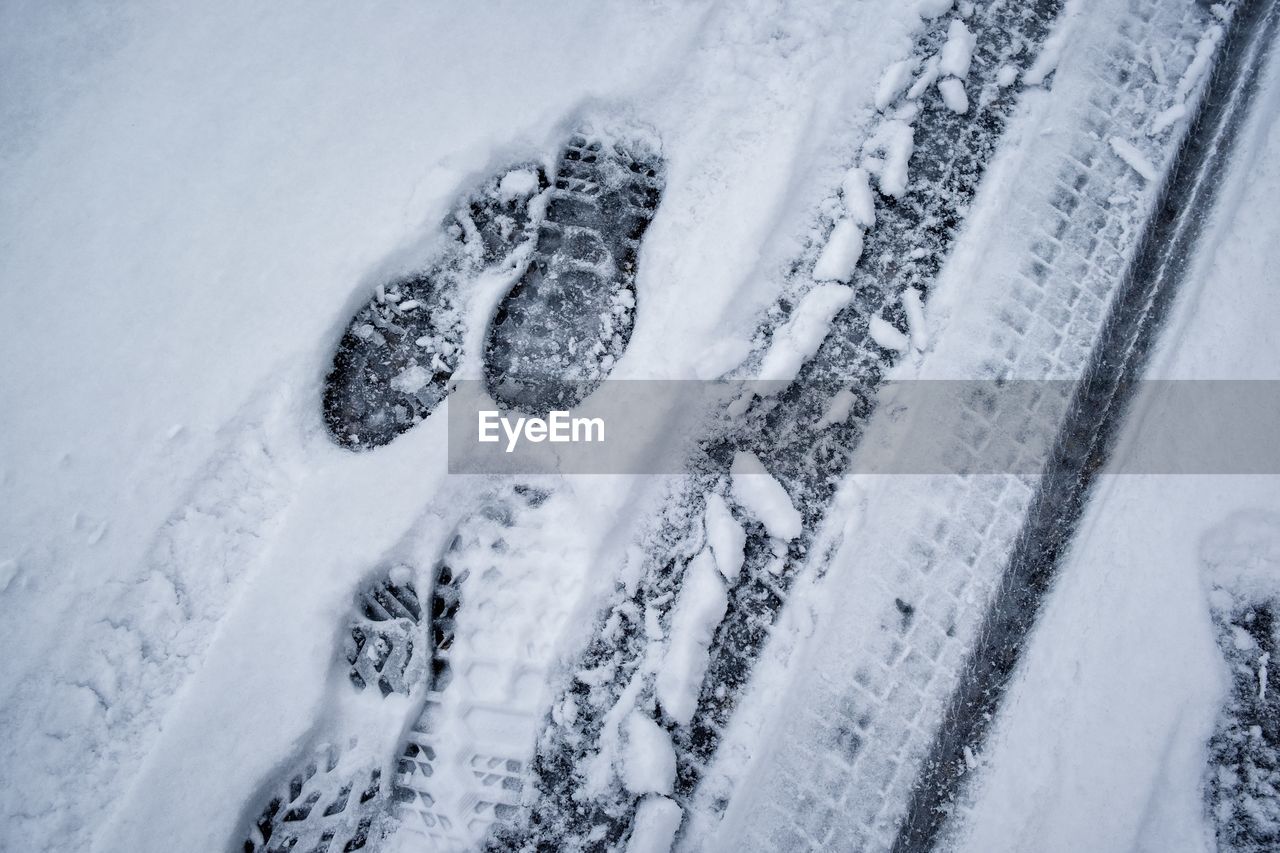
[952,41,1280,853]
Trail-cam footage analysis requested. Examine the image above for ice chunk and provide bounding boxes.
[731,452,802,540]
[499,168,540,202]
[813,220,864,283]
[996,64,1019,87]
[1109,137,1158,182]
[1151,103,1187,135]
[875,59,919,111]
[816,387,857,430]
[704,493,746,582]
[938,20,976,79]
[863,120,914,198]
[627,796,683,853]
[870,315,910,352]
[841,167,876,228]
[390,363,431,394]
[916,0,954,19]
[938,78,969,114]
[622,712,676,795]
[655,549,728,726]
[903,286,928,351]
[757,283,852,381]
[1175,25,1223,102]
[907,56,940,100]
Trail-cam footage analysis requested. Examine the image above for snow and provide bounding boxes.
[498,168,540,202]
[907,56,941,100]
[916,0,954,21]
[627,796,683,853]
[953,43,1280,853]
[756,283,852,380]
[1022,0,1080,87]
[996,64,1019,88]
[812,220,865,282]
[816,387,857,430]
[2,0,932,847]
[901,286,928,352]
[389,363,431,394]
[729,451,802,541]
[1151,103,1188,135]
[622,711,677,796]
[841,166,877,228]
[863,119,915,198]
[703,493,746,583]
[938,20,976,79]
[876,59,919,111]
[655,549,729,726]
[938,77,970,114]
[1109,136,1159,182]
[8,0,1269,850]
[869,315,910,352]
[1175,25,1223,103]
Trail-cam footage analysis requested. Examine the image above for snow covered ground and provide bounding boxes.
[951,36,1280,853]
[2,0,1278,851]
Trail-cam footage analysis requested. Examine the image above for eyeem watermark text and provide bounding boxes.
[478,410,605,452]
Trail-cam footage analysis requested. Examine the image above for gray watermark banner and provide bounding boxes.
[446,379,1280,475]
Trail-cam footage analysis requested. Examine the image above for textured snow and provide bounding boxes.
[730,451,802,541]
[812,219,865,282]
[2,1,934,848]
[704,492,746,582]
[655,549,729,727]
[622,711,677,795]
[955,49,1280,853]
[938,20,976,79]
[756,282,853,380]
[627,796,683,853]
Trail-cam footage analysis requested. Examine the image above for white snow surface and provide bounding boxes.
[655,548,730,727]
[729,451,802,541]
